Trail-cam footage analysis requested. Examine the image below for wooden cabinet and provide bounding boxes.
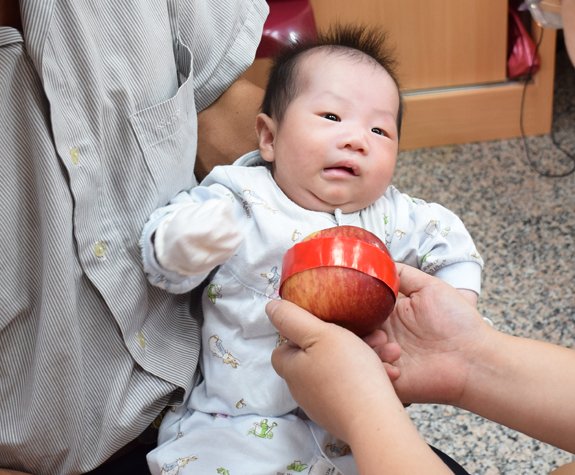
[241,0,557,150]
[310,0,508,91]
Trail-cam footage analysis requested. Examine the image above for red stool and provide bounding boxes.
[256,0,317,58]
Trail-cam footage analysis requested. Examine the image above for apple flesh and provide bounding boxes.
[280,226,397,337]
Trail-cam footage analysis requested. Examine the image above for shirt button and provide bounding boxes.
[70,147,80,164]
[137,333,147,348]
[94,241,107,257]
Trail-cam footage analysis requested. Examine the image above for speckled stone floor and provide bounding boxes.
[394,38,575,474]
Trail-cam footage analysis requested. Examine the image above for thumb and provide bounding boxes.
[395,262,437,297]
[266,299,326,350]
[266,300,329,379]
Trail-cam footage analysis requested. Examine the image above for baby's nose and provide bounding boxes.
[341,129,369,154]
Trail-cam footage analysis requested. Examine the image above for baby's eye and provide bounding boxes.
[322,113,340,122]
[371,127,385,136]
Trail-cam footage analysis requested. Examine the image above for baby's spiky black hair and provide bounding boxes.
[261,24,403,138]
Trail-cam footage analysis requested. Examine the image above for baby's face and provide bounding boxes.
[259,50,400,214]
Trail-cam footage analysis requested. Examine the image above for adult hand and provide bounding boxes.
[267,299,453,474]
[372,263,492,407]
[375,264,575,454]
[266,299,401,444]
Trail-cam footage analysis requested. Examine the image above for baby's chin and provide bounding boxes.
[290,191,367,215]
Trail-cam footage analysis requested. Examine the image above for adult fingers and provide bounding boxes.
[363,328,388,348]
[374,342,402,364]
[363,329,402,364]
[266,299,326,350]
[395,263,438,298]
[266,299,333,379]
[269,337,300,380]
[384,363,401,382]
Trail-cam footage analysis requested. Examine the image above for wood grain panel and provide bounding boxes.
[241,20,556,150]
[309,0,508,91]
[398,26,556,149]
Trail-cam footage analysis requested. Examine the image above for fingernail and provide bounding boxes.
[265,299,281,317]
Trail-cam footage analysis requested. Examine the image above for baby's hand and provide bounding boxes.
[155,199,244,276]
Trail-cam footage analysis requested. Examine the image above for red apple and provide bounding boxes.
[280,226,399,337]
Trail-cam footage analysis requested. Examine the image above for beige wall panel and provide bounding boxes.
[309,0,508,90]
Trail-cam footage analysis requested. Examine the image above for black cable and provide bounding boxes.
[520,27,575,177]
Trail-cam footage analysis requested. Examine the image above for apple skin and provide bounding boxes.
[280,226,397,337]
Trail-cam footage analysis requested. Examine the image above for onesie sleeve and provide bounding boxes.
[385,188,484,294]
[141,176,248,294]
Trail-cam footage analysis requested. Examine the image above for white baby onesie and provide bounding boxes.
[143,151,483,475]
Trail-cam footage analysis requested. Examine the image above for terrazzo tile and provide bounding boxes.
[395,42,575,474]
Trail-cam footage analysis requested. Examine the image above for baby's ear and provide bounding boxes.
[256,113,276,163]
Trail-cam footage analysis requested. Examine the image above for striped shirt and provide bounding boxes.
[0,1,268,473]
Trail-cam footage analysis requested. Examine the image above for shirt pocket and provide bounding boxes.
[129,39,198,206]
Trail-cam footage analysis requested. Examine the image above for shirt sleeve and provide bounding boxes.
[385,188,484,294]
[178,0,269,112]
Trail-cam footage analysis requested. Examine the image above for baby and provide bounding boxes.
[142,25,483,475]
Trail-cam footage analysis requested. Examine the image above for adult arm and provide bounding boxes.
[457,288,478,306]
[267,299,452,475]
[0,470,31,475]
[195,78,264,181]
[564,0,575,66]
[378,264,575,454]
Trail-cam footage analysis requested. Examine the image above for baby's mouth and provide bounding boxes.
[324,165,358,176]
